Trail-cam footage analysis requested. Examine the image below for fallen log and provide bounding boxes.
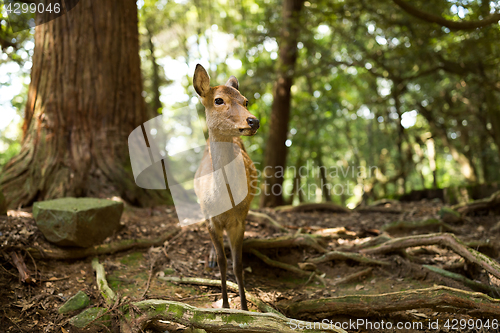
[280,286,500,319]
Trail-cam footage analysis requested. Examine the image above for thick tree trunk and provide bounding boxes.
[0,0,171,208]
[260,0,303,208]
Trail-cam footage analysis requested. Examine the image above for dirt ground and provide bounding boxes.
[0,199,499,333]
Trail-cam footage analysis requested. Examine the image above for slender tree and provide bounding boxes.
[260,0,303,207]
[0,0,170,208]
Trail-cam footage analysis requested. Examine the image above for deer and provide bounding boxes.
[193,64,259,311]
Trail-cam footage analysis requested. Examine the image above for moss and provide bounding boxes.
[34,197,121,211]
[280,275,308,284]
[168,303,186,319]
[120,251,143,266]
[69,307,110,328]
[58,291,90,314]
[164,268,176,275]
[222,313,254,325]
[107,276,122,291]
[192,311,216,323]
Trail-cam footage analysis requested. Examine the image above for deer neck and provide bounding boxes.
[208,131,236,172]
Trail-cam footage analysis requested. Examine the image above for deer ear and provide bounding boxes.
[193,64,210,97]
[225,76,239,90]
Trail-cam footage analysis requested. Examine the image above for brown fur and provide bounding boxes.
[192,64,258,310]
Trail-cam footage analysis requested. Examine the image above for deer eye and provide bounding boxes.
[215,98,224,105]
[245,101,249,107]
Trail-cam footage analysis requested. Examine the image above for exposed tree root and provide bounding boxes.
[361,233,500,280]
[274,203,351,214]
[281,226,357,239]
[92,258,116,305]
[381,219,458,233]
[27,227,181,260]
[158,276,282,316]
[10,251,34,283]
[248,211,290,233]
[423,265,499,296]
[452,190,500,215]
[355,206,402,214]
[307,251,389,266]
[336,234,392,252]
[72,270,348,333]
[242,234,329,253]
[332,267,372,286]
[280,286,500,319]
[250,249,325,286]
[310,227,357,239]
[130,299,347,333]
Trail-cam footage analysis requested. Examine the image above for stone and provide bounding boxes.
[58,290,90,314]
[439,206,463,224]
[33,197,123,247]
[0,189,6,215]
[70,307,110,328]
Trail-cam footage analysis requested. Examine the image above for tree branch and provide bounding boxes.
[393,0,500,30]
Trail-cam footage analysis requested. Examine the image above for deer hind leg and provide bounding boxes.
[207,222,229,308]
[208,245,217,268]
[227,220,248,310]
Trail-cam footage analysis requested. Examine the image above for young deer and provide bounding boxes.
[193,64,259,311]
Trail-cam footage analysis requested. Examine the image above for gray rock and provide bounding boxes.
[33,197,123,247]
[70,307,110,328]
[58,290,90,314]
[0,189,6,215]
[439,206,463,224]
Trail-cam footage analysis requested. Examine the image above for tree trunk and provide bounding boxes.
[316,152,331,202]
[145,23,163,118]
[0,0,171,208]
[419,105,476,183]
[260,0,303,208]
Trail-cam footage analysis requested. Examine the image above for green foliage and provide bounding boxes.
[135,0,500,205]
[2,0,499,205]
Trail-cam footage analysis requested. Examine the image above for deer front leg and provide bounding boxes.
[207,222,229,308]
[227,220,248,310]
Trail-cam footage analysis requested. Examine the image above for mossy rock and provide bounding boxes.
[58,290,90,314]
[33,197,123,248]
[69,307,110,328]
[439,206,463,224]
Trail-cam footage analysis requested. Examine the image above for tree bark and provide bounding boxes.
[260,0,303,208]
[0,0,171,208]
[145,22,163,118]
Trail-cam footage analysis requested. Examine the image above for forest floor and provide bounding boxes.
[1,199,499,333]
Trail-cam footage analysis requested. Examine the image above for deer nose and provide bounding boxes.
[247,118,260,130]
